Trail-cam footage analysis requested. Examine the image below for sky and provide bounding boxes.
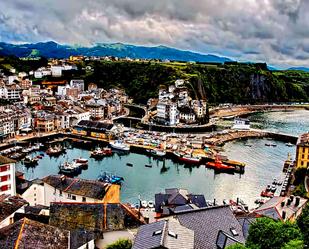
[0,0,308,67]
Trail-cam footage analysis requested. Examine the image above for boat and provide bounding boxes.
[206,155,234,172]
[145,164,152,168]
[178,154,201,165]
[46,145,65,156]
[59,161,81,175]
[23,156,39,167]
[148,201,154,208]
[126,163,133,167]
[141,200,148,208]
[109,141,130,151]
[147,149,166,158]
[73,158,88,168]
[260,190,274,198]
[91,147,113,158]
[231,118,250,130]
[285,142,293,147]
[97,172,124,185]
[270,185,277,193]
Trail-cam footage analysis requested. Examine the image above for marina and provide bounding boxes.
[8,110,309,208]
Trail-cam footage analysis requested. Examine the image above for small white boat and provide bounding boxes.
[110,141,130,151]
[148,201,154,208]
[141,200,148,208]
[285,142,293,147]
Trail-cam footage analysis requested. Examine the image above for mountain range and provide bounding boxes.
[0,41,232,63]
[0,41,309,71]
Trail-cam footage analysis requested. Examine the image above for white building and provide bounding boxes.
[22,175,117,206]
[0,156,16,196]
[51,66,63,77]
[70,79,85,92]
[8,75,18,84]
[6,84,22,100]
[34,71,43,79]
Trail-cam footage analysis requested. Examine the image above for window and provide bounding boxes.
[168,231,178,238]
[71,195,76,200]
[34,193,36,197]
[67,193,72,199]
[153,230,162,236]
[0,184,10,191]
[82,197,86,202]
[59,190,62,196]
[230,227,239,236]
[0,165,9,172]
[0,175,10,182]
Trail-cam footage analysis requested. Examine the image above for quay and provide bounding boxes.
[204,129,298,146]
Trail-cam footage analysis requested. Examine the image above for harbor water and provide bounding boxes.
[16,110,309,208]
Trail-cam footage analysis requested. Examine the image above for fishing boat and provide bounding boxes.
[97,172,124,185]
[73,158,88,168]
[23,156,39,167]
[178,154,201,165]
[109,141,130,151]
[46,145,65,156]
[285,142,293,147]
[206,155,234,172]
[260,190,274,198]
[141,200,148,208]
[59,161,81,175]
[91,147,113,158]
[147,149,166,158]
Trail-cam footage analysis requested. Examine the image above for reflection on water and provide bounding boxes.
[16,138,294,208]
[249,110,309,135]
[16,110,309,208]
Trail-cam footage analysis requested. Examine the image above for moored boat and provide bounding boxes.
[91,147,113,158]
[206,155,234,172]
[46,145,65,156]
[59,161,82,175]
[97,172,124,185]
[23,156,39,167]
[110,141,130,151]
[178,154,201,165]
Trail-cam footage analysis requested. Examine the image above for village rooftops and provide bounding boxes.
[0,195,28,223]
[42,175,111,200]
[0,155,16,165]
[253,196,307,221]
[133,219,194,249]
[0,218,69,249]
[297,133,309,146]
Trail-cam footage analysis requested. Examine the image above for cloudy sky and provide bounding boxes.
[0,0,308,67]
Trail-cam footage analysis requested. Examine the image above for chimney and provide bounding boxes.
[281,201,285,207]
[282,210,286,220]
[295,197,300,207]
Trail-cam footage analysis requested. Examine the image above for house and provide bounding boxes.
[50,202,143,249]
[51,65,63,77]
[70,79,85,92]
[133,219,194,249]
[155,188,207,217]
[0,156,17,196]
[0,195,28,229]
[253,196,307,222]
[72,120,114,139]
[135,205,245,249]
[295,133,309,168]
[22,175,120,206]
[0,218,70,249]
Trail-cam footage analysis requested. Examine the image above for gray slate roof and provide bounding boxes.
[133,219,194,249]
[176,205,245,249]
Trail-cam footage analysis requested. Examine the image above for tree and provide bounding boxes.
[281,239,304,249]
[227,243,249,249]
[246,218,303,249]
[106,238,132,249]
[297,203,309,245]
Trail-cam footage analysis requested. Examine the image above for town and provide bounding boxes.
[0,53,307,249]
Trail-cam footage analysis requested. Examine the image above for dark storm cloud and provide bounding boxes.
[1,0,309,66]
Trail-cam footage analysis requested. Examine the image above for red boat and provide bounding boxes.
[206,155,235,172]
[178,154,201,164]
[260,190,274,198]
[103,147,112,156]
